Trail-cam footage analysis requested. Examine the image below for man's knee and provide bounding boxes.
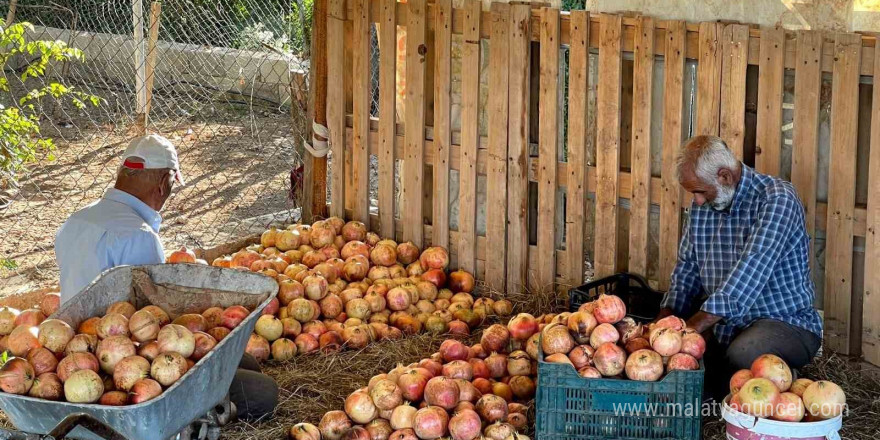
[229,370,279,421]
[725,333,766,370]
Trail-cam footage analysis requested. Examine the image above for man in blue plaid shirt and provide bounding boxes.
[658,135,822,399]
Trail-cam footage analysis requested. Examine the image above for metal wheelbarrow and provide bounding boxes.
[0,264,278,440]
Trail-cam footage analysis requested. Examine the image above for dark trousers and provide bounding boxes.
[702,319,821,401]
[229,353,279,421]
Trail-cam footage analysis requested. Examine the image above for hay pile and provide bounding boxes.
[702,351,880,440]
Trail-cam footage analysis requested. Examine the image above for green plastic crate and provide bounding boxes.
[535,273,704,440]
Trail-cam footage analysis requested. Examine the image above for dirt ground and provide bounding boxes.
[0,100,301,305]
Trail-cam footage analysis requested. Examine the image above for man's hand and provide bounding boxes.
[686,311,722,334]
[654,307,675,322]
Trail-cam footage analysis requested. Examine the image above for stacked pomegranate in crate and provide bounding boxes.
[290,321,549,440]
[169,218,509,363]
[0,300,252,406]
[727,354,846,422]
[539,294,704,380]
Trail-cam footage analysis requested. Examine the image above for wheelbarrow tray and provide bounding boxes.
[0,264,278,440]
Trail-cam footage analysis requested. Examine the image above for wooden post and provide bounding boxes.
[5,0,17,26]
[143,2,161,131]
[304,0,330,222]
[132,0,147,134]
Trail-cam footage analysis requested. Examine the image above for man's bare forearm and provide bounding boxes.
[686,311,722,334]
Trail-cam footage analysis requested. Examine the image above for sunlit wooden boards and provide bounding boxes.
[506,3,531,292]
[695,22,722,136]
[594,13,622,279]
[565,11,589,286]
[627,16,653,278]
[457,0,481,273]
[824,32,861,355]
[864,34,880,366]
[377,0,397,238]
[755,26,785,176]
[352,0,371,223]
[719,24,748,160]
[432,0,452,249]
[791,31,822,271]
[484,2,510,291]
[327,0,346,218]
[535,7,560,290]
[658,21,686,291]
[403,0,428,247]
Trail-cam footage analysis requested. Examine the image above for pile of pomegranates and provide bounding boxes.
[0,300,251,406]
[188,218,508,363]
[728,354,846,422]
[290,332,540,440]
[537,295,704,381]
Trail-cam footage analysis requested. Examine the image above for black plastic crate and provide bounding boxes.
[568,273,664,322]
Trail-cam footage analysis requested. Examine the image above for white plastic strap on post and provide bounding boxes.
[305,120,330,158]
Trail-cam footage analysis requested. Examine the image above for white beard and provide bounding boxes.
[710,182,736,211]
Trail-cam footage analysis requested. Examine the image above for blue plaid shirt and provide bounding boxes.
[660,165,823,345]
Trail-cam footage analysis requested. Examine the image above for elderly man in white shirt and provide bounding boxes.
[55,135,278,421]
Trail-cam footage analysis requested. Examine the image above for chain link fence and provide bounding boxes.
[0,0,313,297]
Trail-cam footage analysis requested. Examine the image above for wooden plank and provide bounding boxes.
[565,11,589,287]
[755,26,785,176]
[403,0,427,247]
[327,0,346,218]
[627,15,653,278]
[659,21,686,291]
[790,31,822,270]
[864,37,880,366]
[432,0,452,249]
[458,0,481,273]
[824,32,861,355]
[536,6,560,290]
[506,3,531,292]
[719,24,749,160]
[351,0,371,223]
[484,2,510,291]
[594,13,622,279]
[695,22,722,136]
[378,0,396,237]
[344,18,354,213]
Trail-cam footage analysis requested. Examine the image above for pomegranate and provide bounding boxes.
[492,300,513,317]
[567,311,598,344]
[56,352,99,382]
[40,294,60,317]
[415,282,438,302]
[419,247,449,270]
[345,389,378,424]
[667,353,698,371]
[254,315,283,342]
[207,327,231,342]
[545,353,573,365]
[424,376,460,409]
[679,332,706,359]
[578,366,602,378]
[589,323,620,349]
[447,270,475,293]
[35,319,74,354]
[593,342,627,376]
[232,249,262,268]
[366,419,393,440]
[390,429,417,440]
[801,380,846,420]
[342,241,371,261]
[394,242,419,265]
[592,294,626,324]
[421,269,446,288]
[156,324,195,358]
[468,358,489,380]
[28,372,62,400]
[750,354,792,392]
[624,349,663,381]
[303,275,329,301]
[509,375,536,399]
[0,357,35,394]
[246,334,271,362]
[77,317,100,336]
[484,352,507,378]
[507,351,531,376]
[0,307,20,335]
[507,413,528,431]
[790,378,814,397]
[440,340,470,362]
[525,334,540,359]
[318,332,342,353]
[113,355,150,391]
[771,392,805,422]
[129,310,160,342]
[729,369,754,394]
[454,378,481,402]
[290,423,322,440]
[343,261,369,282]
[98,390,129,406]
[369,379,403,410]
[319,410,353,440]
[96,313,129,339]
[652,315,686,334]
[476,394,508,422]
[739,377,781,418]
[63,369,103,403]
[390,404,418,430]
[141,305,171,326]
[191,332,218,361]
[221,305,250,329]
[168,246,197,263]
[172,314,207,333]
[26,347,58,376]
[568,345,594,369]
[386,288,412,312]
[151,352,187,387]
[413,406,448,440]
[622,337,649,354]
[447,408,480,440]
[442,360,473,380]
[491,382,514,402]
[649,328,682,357]
[483,423,515,440]
[480,324,510,353]
[269,338,296,361]
[541,325,575,355]
[96,335,136,374]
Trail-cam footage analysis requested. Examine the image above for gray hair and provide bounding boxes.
[676,135,740,183]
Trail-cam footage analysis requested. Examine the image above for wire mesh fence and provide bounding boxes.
[0,0,313,297]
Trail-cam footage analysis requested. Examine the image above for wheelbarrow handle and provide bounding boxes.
[46,413,127,440]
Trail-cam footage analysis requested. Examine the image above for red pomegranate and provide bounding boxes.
[592,294,626,324]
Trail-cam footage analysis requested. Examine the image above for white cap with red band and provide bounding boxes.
[121,134,185,185]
